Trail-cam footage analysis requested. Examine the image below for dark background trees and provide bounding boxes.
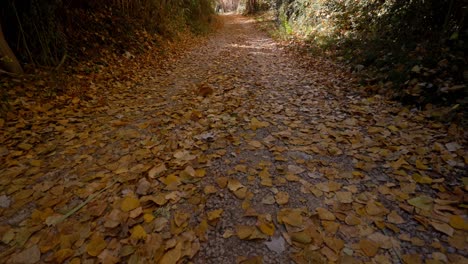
[0,0,215,74]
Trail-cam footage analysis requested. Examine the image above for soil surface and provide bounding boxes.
[0,15,467,264]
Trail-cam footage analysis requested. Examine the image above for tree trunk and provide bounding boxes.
[0,22,23,74]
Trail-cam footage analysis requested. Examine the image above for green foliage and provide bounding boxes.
[267,0,467,107]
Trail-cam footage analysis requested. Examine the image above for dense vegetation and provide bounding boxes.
[0,0,215,72]
[238,0,467,122]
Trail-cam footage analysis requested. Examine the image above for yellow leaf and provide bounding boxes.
[220,230,233,240]
[207,209,223,222]
[161,174,181,186]
[275,191,289,205]
[143,213,155,223]
[86,235,106,257]
[121,196,140,212]
[412,173,433,184]
[159,242,182,264]
[449,215,468,230]
[257,216,275,236]
[236,225,255,240]
[316,207,336,221]
[250,117,269,130]
[234,187,248,199]
[277,209,303,227]
[291,231,312,244]
[415,160,429,170]
[195,168,206,177]
[130,225,147,240]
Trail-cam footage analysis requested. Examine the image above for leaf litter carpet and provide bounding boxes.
[0,15,467,264]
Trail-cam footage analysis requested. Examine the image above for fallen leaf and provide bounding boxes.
[236,225,255,239]
[359,239,379,257]
[86,234,107,257]
[335,191,353,203]
[148,163,167,178]
[430,221,454,237]
[250,117,269,130]
[228,178,244,192]
[275,191,289,205]
[408,196,433,211]
[449,215,468,230]
[207,209,223,222]
[387,210,405,224]
[277,209,303,227]
[316,207,336,221]
[121,196,140,212]
[130,225,147,240]
[159,241,182,264]
[344,214,361,226]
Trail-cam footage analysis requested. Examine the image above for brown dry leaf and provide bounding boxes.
[228,178,244,192]
[174,212,190,227]
[402,254,422,264]
[359,238,379,257]
[335,191,353,203]
[148,163,167,178]
[365,201,388,216]
[86,234,107,257]
[277,209,303,227]
[215,177,228,188]
[248,140,263,148]
[159,241,183,264]
[207,209,223,222]
[250,117,269,130]
[120,196,140,212]
[261,194,275,205]
[275,191,289,205]
[316,207,336,221]
[344,214,361,226]
[237,255,263,264]
[430,221,454,237]
[234,187,248,199]
[387,210,405,224]
[54,248,74,263]
[204,185,217,195]
[257,215,275,236]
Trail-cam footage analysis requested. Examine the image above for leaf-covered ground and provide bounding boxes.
[0,15,467,264]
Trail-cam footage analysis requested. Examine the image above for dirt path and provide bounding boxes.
[1,15,467,264]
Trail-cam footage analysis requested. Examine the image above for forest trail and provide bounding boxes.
[1,15,467,264]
